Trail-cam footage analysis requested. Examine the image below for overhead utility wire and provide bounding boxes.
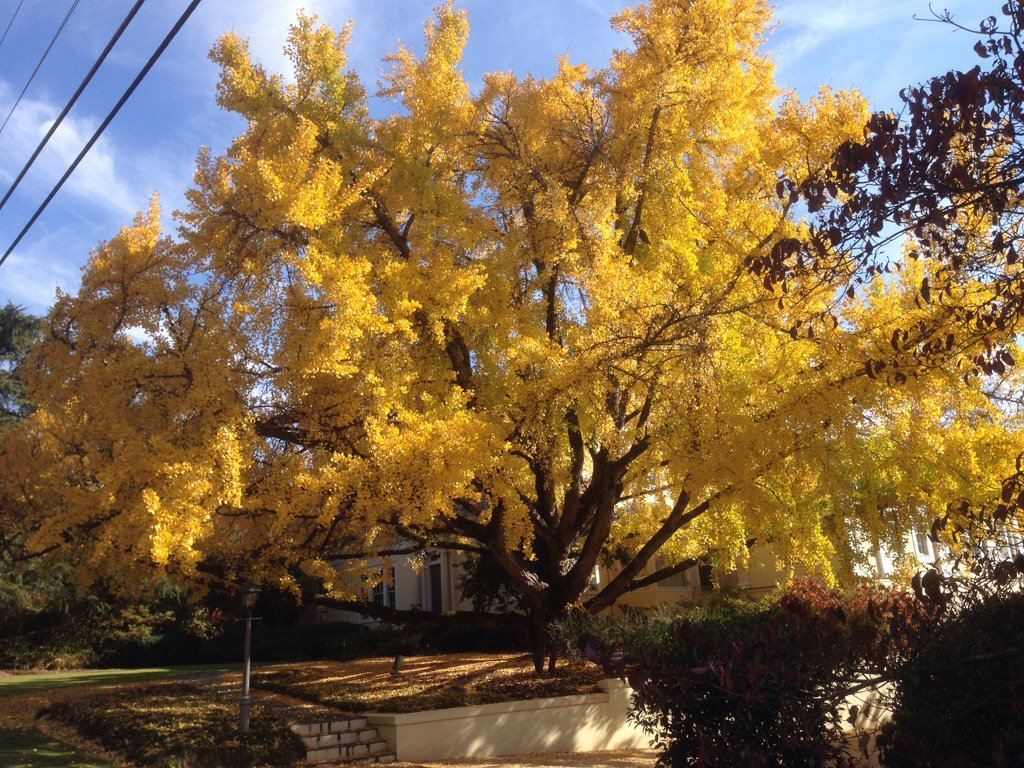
[0,0,81,139]
[0,0,204,270]
[0,0,26,53]
[0,0,148,212]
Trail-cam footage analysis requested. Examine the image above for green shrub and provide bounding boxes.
[45,684,305,768]
[554,597,760,663]
[0,570,229,670]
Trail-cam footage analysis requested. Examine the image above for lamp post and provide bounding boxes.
[239,581,260,734]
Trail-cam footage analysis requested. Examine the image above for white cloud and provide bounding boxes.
[193,0,355,75]
[0,84,139,217]
[771,0,998,104]
[0,80,166,314]
[0,224,82,311]
[772,0,909,69]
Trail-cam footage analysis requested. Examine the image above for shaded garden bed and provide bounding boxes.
[43,683,304,767]
[251,653,604,713]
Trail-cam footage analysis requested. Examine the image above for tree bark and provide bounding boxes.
[528,606,549,676]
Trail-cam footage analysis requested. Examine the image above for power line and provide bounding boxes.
[0,0,148,213]
[0,0,81,140]
[0,0,204,270]
[0,0,26,53]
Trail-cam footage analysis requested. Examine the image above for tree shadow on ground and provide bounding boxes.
[252,653,602,713]
[0,665,234,698]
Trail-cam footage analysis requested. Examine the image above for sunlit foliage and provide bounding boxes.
[4,0,1023,669]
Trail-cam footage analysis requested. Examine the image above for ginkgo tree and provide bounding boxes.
[6,0,1024,672]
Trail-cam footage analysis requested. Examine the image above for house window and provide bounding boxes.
[654,556,688,589]
[913,529,934,560]
[420,552,443,612]
[372,566,396,609]
[698,562,715,592]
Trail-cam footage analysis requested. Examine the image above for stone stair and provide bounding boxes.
[290,713,393,764]
[187,674,395,764]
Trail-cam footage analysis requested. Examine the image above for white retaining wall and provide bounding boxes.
[365,678,652,762]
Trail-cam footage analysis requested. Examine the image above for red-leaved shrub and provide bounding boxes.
[577,579,924,768]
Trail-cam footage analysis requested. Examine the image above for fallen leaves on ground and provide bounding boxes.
[247,652,604,713]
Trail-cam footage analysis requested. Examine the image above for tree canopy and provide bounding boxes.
[760,2,1024,373]
[0,303,42,562]
[761,0,1024,545]
[0,303,42,428]
[4,0,1023,669]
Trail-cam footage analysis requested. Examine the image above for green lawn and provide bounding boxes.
[0,665,235,698]
[0,729,112,768]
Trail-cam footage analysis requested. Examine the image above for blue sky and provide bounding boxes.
[0,0,996,313]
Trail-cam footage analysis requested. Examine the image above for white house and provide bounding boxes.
[320,528,947,625]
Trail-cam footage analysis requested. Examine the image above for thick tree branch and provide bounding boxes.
[626,556,701,592]
[622,104,661,255]
[584,488,721,612]
[485,503,549,595]
[369,195,475,394]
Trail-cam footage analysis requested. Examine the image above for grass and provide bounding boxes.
[0,664,236,698]
[0,728,113,768]
[251,653,604,713]
[45,683,305,768]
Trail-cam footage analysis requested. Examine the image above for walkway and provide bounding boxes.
[387,750,656,768]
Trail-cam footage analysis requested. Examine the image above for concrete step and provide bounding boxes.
[291,716,369,737]
[301,730,357,749]
[300,727,378,748]
[306,739,391,763]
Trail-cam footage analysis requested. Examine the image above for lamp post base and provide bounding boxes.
[239,694,252,734]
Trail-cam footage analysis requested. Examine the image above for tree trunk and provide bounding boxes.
[528,604,549,676]
[526,591,572,676]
